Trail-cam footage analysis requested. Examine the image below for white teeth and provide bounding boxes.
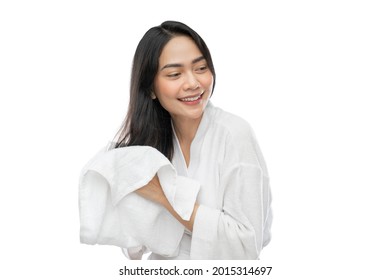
[180,92,203,102]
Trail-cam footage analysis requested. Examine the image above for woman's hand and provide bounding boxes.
[135,175,166,205]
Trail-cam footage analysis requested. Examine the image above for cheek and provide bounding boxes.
[200,73,214,90]
[155,79,179,99]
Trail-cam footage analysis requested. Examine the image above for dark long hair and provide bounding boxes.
[115,21,216,160]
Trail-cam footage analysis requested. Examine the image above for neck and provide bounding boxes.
[172,115,202,145]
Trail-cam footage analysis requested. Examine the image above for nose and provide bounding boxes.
[184,72,200,91]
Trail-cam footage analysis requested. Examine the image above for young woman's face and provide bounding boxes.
[154,35,214,123]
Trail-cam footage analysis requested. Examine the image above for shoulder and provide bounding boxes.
[209,104,256,142]
[207,103,264,166]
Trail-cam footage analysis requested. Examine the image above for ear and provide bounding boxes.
[151,91,157,100]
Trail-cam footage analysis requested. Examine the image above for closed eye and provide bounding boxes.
[167,72,181,78]
[195,65,208,73]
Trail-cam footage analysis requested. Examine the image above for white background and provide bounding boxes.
[1,0,389,279]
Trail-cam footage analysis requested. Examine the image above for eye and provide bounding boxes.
[195,65,208,73]
[167,72,181,78]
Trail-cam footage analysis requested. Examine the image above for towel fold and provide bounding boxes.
[79,144,200,257]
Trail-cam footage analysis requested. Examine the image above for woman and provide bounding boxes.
[80,20,272,260]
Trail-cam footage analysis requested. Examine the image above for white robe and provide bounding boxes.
[79,102,272,260]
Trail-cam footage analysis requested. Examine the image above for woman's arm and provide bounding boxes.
[190,163,271,259]
[135,165,271,260]
[135,175,199,232]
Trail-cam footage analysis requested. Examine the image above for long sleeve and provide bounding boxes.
[189,115,272,260]
[191,164,271,259]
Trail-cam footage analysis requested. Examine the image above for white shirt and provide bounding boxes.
[149,102,272,259]
[79,102,272,260]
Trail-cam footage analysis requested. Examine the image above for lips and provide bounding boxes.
[179,92,204,102]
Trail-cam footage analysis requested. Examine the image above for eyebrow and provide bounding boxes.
[160,56,205,71]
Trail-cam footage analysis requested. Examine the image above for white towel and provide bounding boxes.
[78,143,200,257]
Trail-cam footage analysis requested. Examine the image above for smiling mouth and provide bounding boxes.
[179,92,204,102]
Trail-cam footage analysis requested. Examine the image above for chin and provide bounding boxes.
[170,107,204,122]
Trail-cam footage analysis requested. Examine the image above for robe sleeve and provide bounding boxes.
[190,121,272,260]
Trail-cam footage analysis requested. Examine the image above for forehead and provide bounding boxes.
[159,36,203,65]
